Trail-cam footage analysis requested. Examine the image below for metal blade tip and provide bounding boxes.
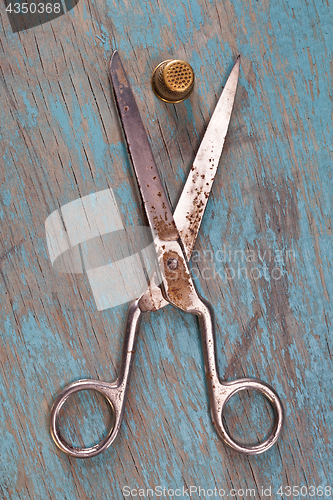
[110,50,120,68]
[229,55,240,78]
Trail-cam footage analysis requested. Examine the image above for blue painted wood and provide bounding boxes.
[0,0,332,498]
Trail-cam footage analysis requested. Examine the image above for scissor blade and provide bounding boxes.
[110,51,178,242]
[173,57,240,259]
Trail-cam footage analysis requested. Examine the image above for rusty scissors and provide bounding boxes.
[50,51,283,458]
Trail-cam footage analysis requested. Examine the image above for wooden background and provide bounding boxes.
[0,0,332,498]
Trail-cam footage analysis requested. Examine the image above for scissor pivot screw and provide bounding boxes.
[167,257,179,270]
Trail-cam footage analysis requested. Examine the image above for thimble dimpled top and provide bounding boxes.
[152,59,195,103]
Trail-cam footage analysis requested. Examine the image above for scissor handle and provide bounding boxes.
[50,378,124,458]
[50,300,142,458]
[211,378,283,455]
[197,299,283,455]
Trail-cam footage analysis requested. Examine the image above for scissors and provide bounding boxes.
[50,51,283,458]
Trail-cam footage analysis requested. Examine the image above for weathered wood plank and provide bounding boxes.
[0,0,332,498]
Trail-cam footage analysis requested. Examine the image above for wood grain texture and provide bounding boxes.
[0,0,332,498]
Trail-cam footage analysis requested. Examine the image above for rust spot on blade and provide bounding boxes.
[153,216,178,240]
[114,60,128,88]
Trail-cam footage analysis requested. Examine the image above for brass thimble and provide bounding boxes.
[152,59,195,103]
